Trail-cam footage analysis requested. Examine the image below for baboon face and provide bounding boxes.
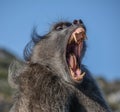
[31,19,87,83]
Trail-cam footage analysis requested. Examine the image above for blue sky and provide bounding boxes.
[0,0,120,80]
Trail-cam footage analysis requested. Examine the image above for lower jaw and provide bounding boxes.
[69,67,85,82]
[66,53,85,82]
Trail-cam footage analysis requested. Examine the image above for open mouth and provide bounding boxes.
[66,27,86,82]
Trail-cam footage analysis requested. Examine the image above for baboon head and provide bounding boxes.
[24,19,87,83]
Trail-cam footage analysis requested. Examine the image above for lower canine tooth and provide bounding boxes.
[69,67,75,77]
[75,72,85,80]
[81,72,85,77]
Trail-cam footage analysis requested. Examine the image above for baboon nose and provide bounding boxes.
[73,19,83,25]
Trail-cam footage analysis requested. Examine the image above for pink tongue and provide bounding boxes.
[75,68,81,76]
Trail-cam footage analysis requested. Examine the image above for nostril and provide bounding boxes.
[79,19,83,24]
[73,19,84,25]
[73,20,79,25]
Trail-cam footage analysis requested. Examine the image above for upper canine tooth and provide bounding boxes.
[73,34,77,43]
[68,36,74,44]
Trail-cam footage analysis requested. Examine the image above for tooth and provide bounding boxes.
[69,67,75,77]
[76,28,84,34]
[68,35,74,44]
[76,30,81,34]
[80,72,85,77]
[73,34,77,43]
[75,72,85,80]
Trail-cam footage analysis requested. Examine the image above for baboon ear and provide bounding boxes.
[24,28,43,61]
[31,28,43,43]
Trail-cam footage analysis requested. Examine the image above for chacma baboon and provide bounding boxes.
[8,19,112,112]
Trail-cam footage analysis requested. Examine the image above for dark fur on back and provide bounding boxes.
[8,20,111,112]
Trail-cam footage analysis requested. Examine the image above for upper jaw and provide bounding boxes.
[68,27,86,44]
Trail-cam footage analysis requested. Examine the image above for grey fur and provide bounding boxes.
[8,20,112,112]
[8,61,23,89]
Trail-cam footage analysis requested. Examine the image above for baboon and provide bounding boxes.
[8,19,112,112]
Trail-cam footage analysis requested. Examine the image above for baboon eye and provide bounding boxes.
[55,22,72,31]
[56,26,63,31]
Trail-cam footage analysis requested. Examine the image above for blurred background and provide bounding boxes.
[0,0,120,112]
